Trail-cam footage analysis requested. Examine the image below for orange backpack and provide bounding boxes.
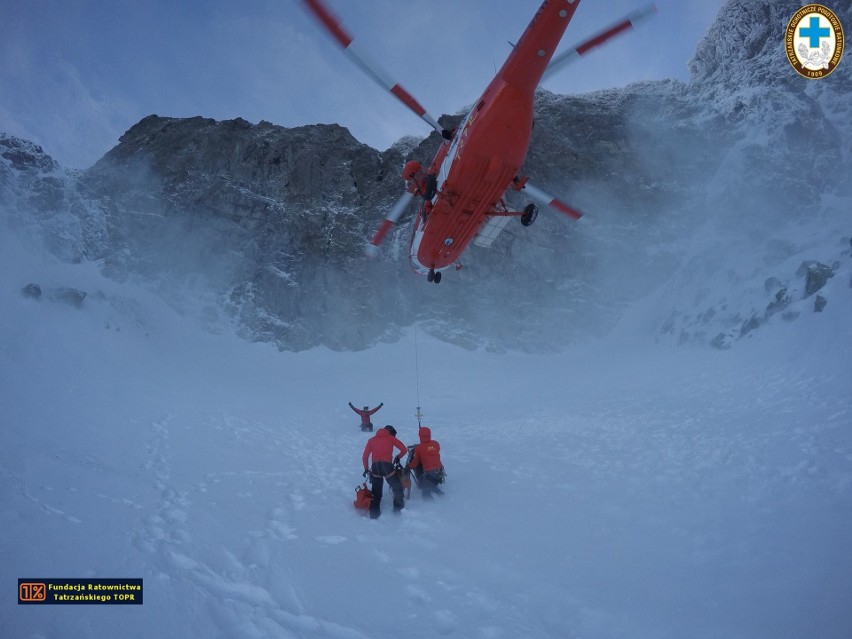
[353,483,373,511]
[399,467,411,490]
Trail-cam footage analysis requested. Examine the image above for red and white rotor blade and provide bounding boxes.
[302,0,442,134]
[523,182,583,221]
[366,190,415,257]
[541,4,657,83]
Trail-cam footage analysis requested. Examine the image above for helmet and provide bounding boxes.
[402,160,422,180]
[384,425,397,437]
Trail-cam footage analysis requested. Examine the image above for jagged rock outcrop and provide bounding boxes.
[79,115,426,349]
[21,283,42,299]
[1,134,107,263]
[647,0,851,348]
[802,261,835,297]
[18,280,86,307]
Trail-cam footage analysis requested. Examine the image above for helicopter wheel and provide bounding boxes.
[433,271,442,283]
[521,203,538,227]
[427,269,435,283]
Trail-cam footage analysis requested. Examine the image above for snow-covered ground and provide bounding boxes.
[2,223,851,639]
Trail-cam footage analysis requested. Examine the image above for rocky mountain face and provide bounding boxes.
[83,117,419,350]
[2,0,849,352]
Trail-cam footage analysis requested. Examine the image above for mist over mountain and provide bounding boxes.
[1,0,849,352]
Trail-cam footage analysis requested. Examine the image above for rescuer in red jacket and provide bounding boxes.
[362,425,408,518]
[348,401,383,431]
[409,426,444,499]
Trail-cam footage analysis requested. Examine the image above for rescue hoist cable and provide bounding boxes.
[414,322,423,427]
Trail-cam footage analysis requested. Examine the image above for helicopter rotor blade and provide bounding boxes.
[522,182,583,221]
[302,0,443,134]
[366,190,416,257]
[541,4,657,83]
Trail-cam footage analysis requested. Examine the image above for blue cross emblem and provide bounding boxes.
[799,16,830,48]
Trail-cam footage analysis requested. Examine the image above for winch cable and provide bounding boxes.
[414,321,423,428]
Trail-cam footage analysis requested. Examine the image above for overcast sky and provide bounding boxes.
[1,0,727,169]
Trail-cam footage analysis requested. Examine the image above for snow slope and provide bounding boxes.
[2,209,851,639]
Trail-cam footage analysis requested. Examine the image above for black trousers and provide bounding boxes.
[370,461,404,518]
[420,469,444,499]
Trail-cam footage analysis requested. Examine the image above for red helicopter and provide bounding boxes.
[303,0,655,283]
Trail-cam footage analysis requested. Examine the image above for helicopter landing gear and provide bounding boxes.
[427,269,442,284]
[520,203,538,226]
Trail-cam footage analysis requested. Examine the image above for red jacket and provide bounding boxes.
[350,402,382,425]
[362,428,407,470]
[410,427,442,472]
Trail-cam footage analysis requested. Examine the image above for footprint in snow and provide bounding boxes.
[370,548,391,564]
[290,493,306,511]
[434,609,457,634]
[40,502,82,524]
[267,507,297,540]
[406,584,432,604]
[398,567,420,579]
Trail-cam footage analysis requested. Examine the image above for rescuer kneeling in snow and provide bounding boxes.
[349,401,383,432]
[409,426,445,499]
[362,425,408,518]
